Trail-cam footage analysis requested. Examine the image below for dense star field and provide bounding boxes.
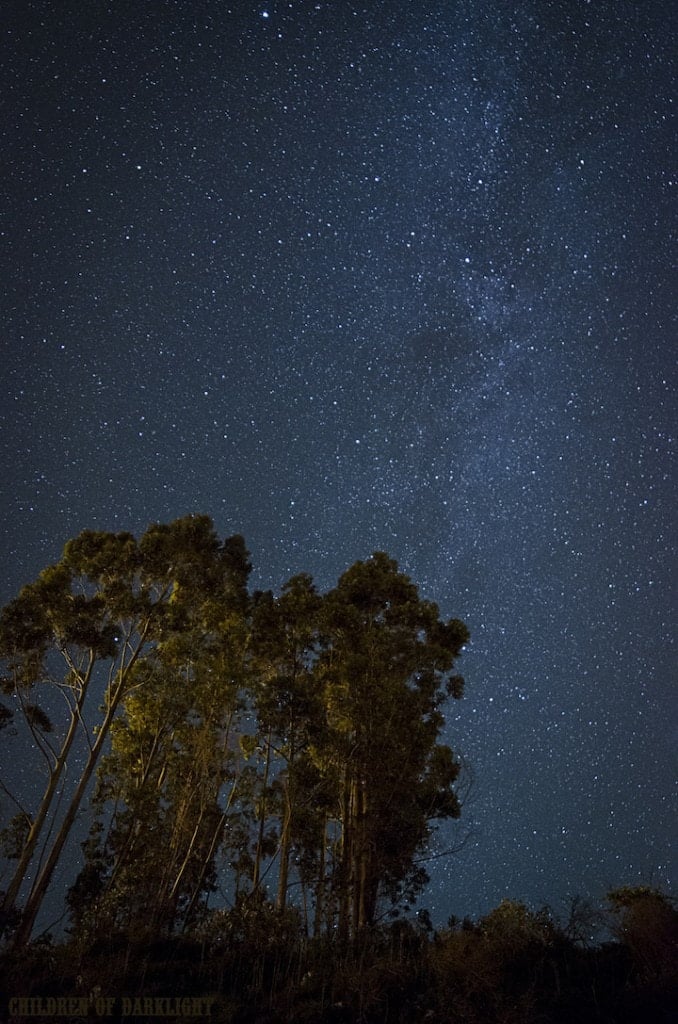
[1,1,675,927]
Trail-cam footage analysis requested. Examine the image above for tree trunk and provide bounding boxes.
[313,813,327,937]
[1,654,94,919]
[337,769,353,942]
[356,780,369,933]
[252,727,272,891]
[276,783,291,910]
[13,633,150,947]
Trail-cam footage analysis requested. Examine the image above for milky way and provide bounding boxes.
[1,1,675,925]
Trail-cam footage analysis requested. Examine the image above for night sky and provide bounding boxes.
[2,1,676,927]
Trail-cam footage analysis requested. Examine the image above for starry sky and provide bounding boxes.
[1,1,676,927]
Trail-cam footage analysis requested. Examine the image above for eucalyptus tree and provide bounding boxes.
[0,515,246,946]
[68,528,253,940]
[316,552,469,938]
[1,527,470,949]
[249,574,324,911]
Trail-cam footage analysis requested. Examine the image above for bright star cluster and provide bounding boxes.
[1,1,675,924]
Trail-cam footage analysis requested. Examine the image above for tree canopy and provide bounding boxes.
[1,518,674,1023]
[0,515,468,948]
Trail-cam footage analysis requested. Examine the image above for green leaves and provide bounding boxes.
[0,814,31,860]
[2,521,470,946]
[140,514,221,594]
[24,704,53,734]
[0,582,54,665]
[307,552,470,935]
[63,529,139,581]
[240,733,259,760]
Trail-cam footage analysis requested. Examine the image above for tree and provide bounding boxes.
[249,574,325,914]
[0,514,242,946]
[68,529,253,941]
[607,886,678,984]
[1,531,471,952]
[315,552,469,938]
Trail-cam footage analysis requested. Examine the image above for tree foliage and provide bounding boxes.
[0,519,468,950]
[315,552,468,938]
[0,517,675,1021]
[0,515,248,944]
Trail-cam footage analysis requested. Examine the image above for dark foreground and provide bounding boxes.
[2,893,677,1024]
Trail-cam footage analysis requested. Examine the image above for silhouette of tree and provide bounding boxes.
[0,515,246,945]
[315,552,468,938]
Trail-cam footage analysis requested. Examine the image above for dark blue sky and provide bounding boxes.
[1,0,675,926]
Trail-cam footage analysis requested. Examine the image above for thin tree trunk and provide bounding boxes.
[181,806,229,932]
[338,767,356,942]
[313,813,327,938]
[276,729,296,911]
[351,775,361,938]
[1,652,95,919]
[13,630,150,947]
[276,784,291,910]
[357,781,369,932]
[252,726,272,891]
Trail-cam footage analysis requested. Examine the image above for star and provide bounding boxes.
[0,0,675,933]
